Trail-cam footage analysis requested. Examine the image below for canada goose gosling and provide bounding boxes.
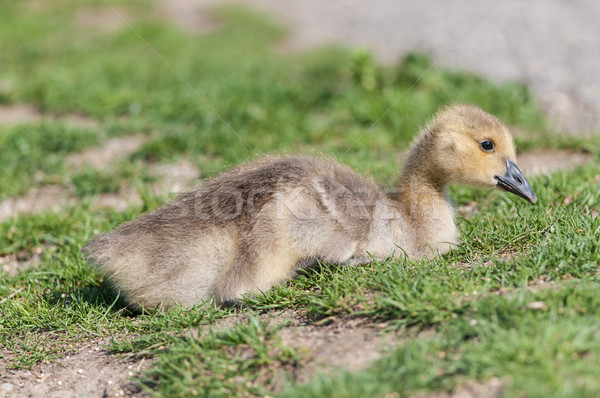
[83,104,536,309]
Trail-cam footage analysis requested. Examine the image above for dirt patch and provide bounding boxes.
[157,0,222,34]
[517,150,594,177]
[457,201,479,219]
[57,113,98,129]
[0,338,152,398]
[413,377,509,398]
[148,160,201,194]
[0,186,77,224]
[0,104,97,128]
[0,105,41,125]
[90,186,144,213]
[204,310,398,387]
[89,160,201,212]
[277,317,395,383]
[0,247,46,276]
[76,7,132,34]
[67,135,147,170]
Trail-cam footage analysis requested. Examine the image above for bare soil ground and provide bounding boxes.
[0,338,152,398]
[0,104,97,128]
[67,135,147,170]
[517,150,594,177]
[412,377,508,398]
[76,7,133,34]
[207,311,398,381]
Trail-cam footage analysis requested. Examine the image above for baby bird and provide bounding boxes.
[83,104,536,309]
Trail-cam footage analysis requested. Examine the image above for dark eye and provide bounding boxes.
[480,140,494,152]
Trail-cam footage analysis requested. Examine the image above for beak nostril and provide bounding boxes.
[500,159,536,203]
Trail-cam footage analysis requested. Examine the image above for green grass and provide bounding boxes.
[0,123,100,199]
[137,316,300,397]
[0,0,599,397]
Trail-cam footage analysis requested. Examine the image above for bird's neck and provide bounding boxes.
[391,152,457,257]
[395,147,447,205]
[394,169,448,214]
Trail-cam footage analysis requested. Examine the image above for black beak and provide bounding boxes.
[495,159,537,204]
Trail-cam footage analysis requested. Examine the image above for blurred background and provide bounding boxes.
[169,0,600,134]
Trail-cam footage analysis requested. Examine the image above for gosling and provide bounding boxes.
[83,104,536,309]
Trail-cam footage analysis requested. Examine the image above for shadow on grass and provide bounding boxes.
[47,279,138,317]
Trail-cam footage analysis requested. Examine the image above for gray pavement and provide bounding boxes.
[168,0,600,133]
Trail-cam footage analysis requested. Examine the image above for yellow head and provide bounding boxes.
[409,104,536,203]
